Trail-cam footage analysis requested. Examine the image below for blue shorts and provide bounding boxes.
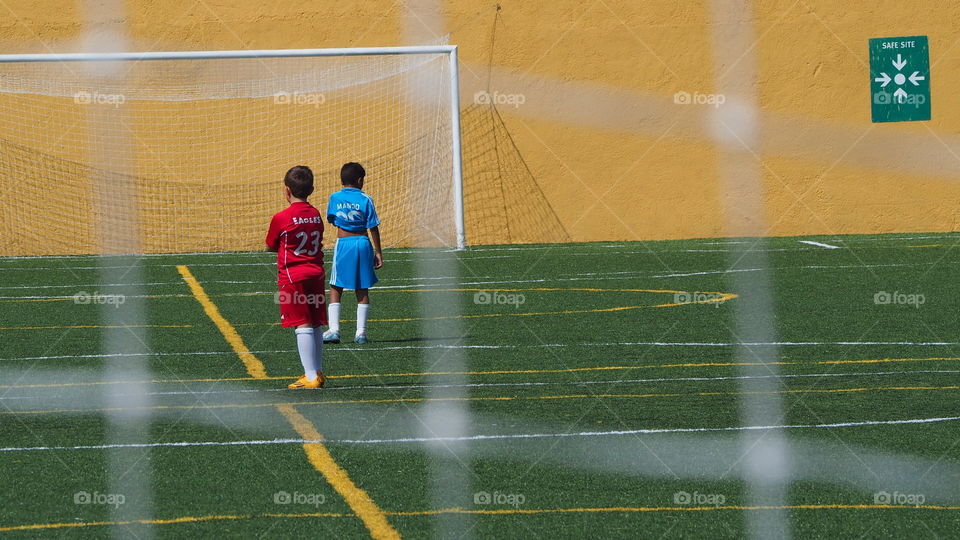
[329,235,378,290]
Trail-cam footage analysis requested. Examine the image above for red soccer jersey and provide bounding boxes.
[265,201,325,286]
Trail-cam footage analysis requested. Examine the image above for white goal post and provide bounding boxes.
[0,45,467,254]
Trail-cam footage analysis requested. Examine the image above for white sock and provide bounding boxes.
[295,328,319,379]
[327,303,341,333]
[357,304,369,335]
[312,329,324,373]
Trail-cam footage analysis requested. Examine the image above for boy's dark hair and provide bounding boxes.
[341,162,366,186]
[284,165,314,199]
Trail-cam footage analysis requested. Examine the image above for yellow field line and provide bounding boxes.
[818,358,953,365]
[276,404,401,540]
[3,356,959,390]
[0,512,350,532]
[5,384,960,416]
[177,265,399,540]
[2,503,958,533]
[176,265,266,379]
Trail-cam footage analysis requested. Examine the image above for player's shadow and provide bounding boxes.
[373,335,470,344]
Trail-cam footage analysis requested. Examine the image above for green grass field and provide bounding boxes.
[2,233,960,538]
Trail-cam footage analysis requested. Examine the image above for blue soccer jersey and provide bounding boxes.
[326,187,380,232]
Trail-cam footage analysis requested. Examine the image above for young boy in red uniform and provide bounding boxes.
[265,165,327,389]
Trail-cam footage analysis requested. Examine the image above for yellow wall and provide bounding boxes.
[1,0,958,250]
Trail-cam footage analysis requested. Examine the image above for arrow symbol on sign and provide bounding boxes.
[893,54,908,70]
[874,72,892,87]
[894,88,909,103]
[909,71,926,85]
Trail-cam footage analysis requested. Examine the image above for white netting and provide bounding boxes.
[0,50,456,255]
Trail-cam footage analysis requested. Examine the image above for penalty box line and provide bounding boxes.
[176,265,400,540]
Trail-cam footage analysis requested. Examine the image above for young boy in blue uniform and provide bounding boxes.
[322,162,383,344]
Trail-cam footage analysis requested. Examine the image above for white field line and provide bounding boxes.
[0,254,696,268]
[0,256,515,271]
[0,350,291,362]
[562,270,654,277]
[569,249,821,254]
[0,262,275,271]
[0,261,944,299]
[0,246,547,262]
[6,339,960,363]
[828,234,960,243]
[444,245,558,252]
[403,255,513,261]
[2,369,955,402]
[0,293,196,300]
[797,263,936,270]
[0,346,536,362]
[0,275,488,291]
[0,251,275,261]
[0,281,188,290]
[3,415,958,453]
[0,283,549,298]
[386,275,494,282]
[799,240,841,249]
[566,261,939,278]
[1,260,947,296]
[2,288,489,299]
[0,247,537,261]
[593,341,960,347]
[651,268,762,278]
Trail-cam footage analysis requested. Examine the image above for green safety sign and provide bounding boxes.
[869,35,930,122]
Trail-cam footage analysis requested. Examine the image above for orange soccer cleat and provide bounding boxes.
[287,372,326,389]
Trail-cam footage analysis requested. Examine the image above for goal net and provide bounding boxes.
[0,46,463,256]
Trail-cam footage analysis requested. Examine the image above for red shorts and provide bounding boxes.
[278,277,327,328]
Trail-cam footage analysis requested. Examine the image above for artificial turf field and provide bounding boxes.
[1,233,959,538]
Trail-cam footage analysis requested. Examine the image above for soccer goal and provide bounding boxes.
[0,45,466,256]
